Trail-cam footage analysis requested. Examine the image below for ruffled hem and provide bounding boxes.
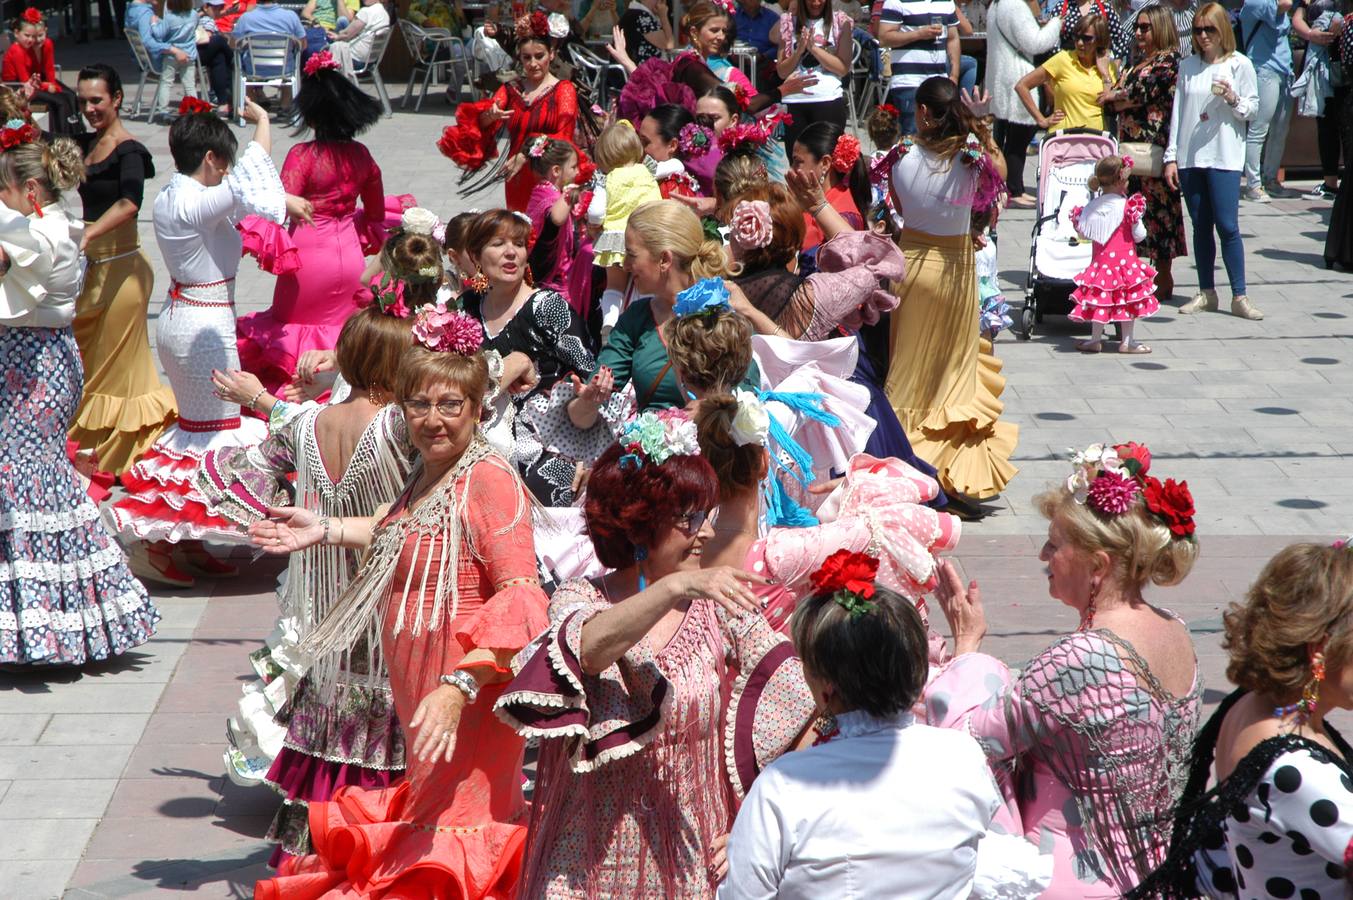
[592,230,625,268]
[896,340,1019,500]
[67,387,178,476]
[1068,291,1161,323]
[237,315,350,395]
[254,782,527,900]
[617,58,697,125]
[453,584,551,655]
[275,673,406,771]
[239,215,302,275]
[437,98,500,171]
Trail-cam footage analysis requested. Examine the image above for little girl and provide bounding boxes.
[971,207,1012,341]
[1069,155,1158,354]
[151,0,200,122]
[591,119,661,332]
[524,135,581,304]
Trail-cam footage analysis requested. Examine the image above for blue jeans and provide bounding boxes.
[959,54,977,92]
[1246,67,1294,188]
[886,86,918,137]
[1178,168,1246,295]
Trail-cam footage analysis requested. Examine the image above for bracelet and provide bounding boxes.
[439,669,480,704]
[320,516,331,545]
[248,387,266,410]
[809,199,829,216]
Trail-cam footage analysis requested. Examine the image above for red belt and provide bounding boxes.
[169,277,235,306]
[179,416,241,433]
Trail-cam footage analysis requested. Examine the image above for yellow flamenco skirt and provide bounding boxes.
[68,221,177,475]
[886,227,1018,500]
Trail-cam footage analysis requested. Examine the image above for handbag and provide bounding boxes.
[1119,140,1162,178]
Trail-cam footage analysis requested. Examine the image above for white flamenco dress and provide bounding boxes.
[110,142,286,543]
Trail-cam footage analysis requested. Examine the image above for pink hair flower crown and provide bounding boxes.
[1121,154,1135,171]
[526,135,549,159]
[1065,441,1197,540]
[711,0,736,15]
[730,200,773,251]
[303,50,341,77]
[413,301,484,355]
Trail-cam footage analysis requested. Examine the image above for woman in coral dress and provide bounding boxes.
[236,52,396,397]
[250,318,549,900]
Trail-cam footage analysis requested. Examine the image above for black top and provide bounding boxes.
[462,288,597,394]
[620,5,665,65]
[74,133,155,222]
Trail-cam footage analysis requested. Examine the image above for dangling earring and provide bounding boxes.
[524,263,534,287]
[27,190,42,217]
[368,386,385,406]
[1079,581,1101,632]
[634,545,648,592]
[1276,652,1326,725]
[469,267,488,292]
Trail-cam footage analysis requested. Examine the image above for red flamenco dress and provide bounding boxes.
[255,451,549,900]
[1068,192,1159,324]
[236,140,413,396]
[438,79,581,212]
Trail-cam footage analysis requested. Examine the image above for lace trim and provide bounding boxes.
[0,544,127,583]
[0,589,153,631]
[0,504,101,533]
[495,576,539,590]
[403,804,526,834]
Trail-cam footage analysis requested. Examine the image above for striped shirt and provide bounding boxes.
[1132,0,1197,56]
[880,0,958,90]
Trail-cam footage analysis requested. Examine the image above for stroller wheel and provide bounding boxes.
[1019,305,1035,340]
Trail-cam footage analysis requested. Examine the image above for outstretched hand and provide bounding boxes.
[248,506,324,555]
[961,86,992,119]
[933,559,986,656]
[571,366,614,404]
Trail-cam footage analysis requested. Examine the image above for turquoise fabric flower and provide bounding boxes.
[673,277,730,318]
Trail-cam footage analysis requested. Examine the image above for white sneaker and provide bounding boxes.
[1243,185,1271,203]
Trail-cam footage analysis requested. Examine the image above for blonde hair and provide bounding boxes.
[1088,155,1128,192]
[1035,487,1198,590]
[394,345,490,408]
[0,137,84,201]
[1134,4,1179,59]
[664,307,753,394]
[1223,543,1353,702]
[0,86,29,124]
[627,200,731,280]
[714,154,768,215]
[1191,2,1236,57]
[594,120,644,172]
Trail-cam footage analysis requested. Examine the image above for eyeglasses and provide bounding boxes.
[1074,32,1097,43]
[1192,25,1218,35]
[673,509,711,536]
[402,398,467,419]
[1134,22,1152,32]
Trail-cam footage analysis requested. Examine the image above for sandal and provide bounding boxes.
[1076,340,1103,353]
[1119,342,1152,354]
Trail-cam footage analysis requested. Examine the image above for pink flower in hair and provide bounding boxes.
[730,200,773,251]
[413,302,484,355]
[303,50,340,76]
[1086,469,1141,516]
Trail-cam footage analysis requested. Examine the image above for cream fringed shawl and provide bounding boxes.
[302,439,531,692]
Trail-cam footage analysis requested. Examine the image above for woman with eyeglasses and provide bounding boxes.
[1164,2,1262,321]
[250,320,551,900]
[1103,5,1185,303]
[1015,11,1119,132]
[497,408,817,897]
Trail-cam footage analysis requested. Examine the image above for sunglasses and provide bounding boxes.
[1074,32,1097,43]
[1192,25,1218,35]
[673,509,711,536]
[1134,22,1152,32]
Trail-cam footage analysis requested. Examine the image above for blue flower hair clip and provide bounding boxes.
[673,277,731,319]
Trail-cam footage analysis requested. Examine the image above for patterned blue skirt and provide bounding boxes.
[0,326,160,665]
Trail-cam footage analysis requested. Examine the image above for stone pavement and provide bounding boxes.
[0,38,1349,899]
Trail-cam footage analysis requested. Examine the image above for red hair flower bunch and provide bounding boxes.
[178,96,215,116]
[303,49,341,76]
[1066,441,1195,538]
[365,272,411,318]
[831,133,861,173]
[809,549,880,619]
[20,7,42,24]
[719,119,770,154]
[732,82,751,111]
[0,118,37,149]
[876,103,899,117]
[523,10,550,37]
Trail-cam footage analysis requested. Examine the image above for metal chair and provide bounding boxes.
[126,27,210,120]
[351,26,395,117]
[567,43,625,109]
[845,40,866,132]
[231,32,305,126]
[399,20,465,111]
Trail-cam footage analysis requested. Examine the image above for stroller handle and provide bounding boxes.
[1043,127,1115,139]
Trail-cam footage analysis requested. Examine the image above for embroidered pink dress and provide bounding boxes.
[236,140,404,395]
[1068,193,1160,324]
[495,579,816,898]
[525,181,574,296]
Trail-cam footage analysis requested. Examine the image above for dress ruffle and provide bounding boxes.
[617,58,698,124]
[239,215,302,275]
[66,386,178,477]
[254,781,527,900]
[1069,256,1161,323]
[452,583,551,654]
[236,317,352,400]
[437,97,500,171]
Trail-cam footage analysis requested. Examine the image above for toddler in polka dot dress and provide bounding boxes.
[1068,155,1159,354]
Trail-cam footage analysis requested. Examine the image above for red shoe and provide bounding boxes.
[175,544,239,578]
[126,542,196,588]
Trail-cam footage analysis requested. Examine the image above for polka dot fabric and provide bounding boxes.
[1069,193,1161,325]
[1195,748,1353,898]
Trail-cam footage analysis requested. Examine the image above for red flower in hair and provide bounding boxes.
[0,121,38,149]
[1141,476,1196,538]
[732,83,750,111]
[529,10,550,37]
[810,549,879,599]
[831,134,861,173]
[178,96,215,116]
[876,103,899,117]
[20,7,42,24]
[1113,441,1152,478]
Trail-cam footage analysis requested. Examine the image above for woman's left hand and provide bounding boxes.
[960,85,992,119]
[212,368,265,407]
[285,193,315,226]
[933,559,986,656]
[726,280,756,319]
[709,832,730,882]
[408,683,469,763]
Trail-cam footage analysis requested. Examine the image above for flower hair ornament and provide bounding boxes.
[366,272,412,318]
[710,0,736,14]
[1334,535,1353,549]
[876,103,899,117]
[732,83,751,112]
[20,7,41,24]
[616,408,702,471]
[831,134,861,173]
[728,389,769,447]
[177,96,215,117]
[303,49,341,76]
[958,132,1007,216]
[400,206,441,237]
[1120,155,1134,172]
[809,549,880,619]
[547,12,570,38]
[673,276,731,318]
[525,135,550,159]
[516,10,551,38]
[729,200,773,252]
[678,122,715,158]
[0,118,38,150]
[1066,441,1196,539]
[412,301,484,354]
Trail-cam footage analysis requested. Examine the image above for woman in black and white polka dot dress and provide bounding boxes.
[1132,541,1353,899]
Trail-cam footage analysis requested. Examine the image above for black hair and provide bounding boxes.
[77,63,123,100]
[295,67,383,142]
[169,112,237,174]
[645,103,695,144]
[702,85,740,122]
[526,136,579,179]
[794,121,871,224]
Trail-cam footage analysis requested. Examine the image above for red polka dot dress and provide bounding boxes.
[1068,193,1160,325]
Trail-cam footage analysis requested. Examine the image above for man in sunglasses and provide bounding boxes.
[1238,0,1295,201]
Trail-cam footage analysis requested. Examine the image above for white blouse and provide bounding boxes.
[718,710,1005,900]
[890,143,978,236]
[151,141,285,286]
[0,205,84,329]
[1164,52,1259,171]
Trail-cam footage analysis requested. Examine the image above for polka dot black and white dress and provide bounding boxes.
[1194,740,1353,899]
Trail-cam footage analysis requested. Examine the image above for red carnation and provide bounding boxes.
[1141,476,1195,538]
[809,550,879,599]
[0,122,37,149]
[529,10,549,37]
[21,7,42,24]
[178,96,215,116]
[1114,441,1152,478]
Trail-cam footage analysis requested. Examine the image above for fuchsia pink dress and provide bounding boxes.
[236,140,403,395]
[525,181,574,297]
[1069,193,1160,325]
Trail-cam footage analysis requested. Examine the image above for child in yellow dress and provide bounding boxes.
[591,119,662,332]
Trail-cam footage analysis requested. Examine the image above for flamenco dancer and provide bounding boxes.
[1069,155,1159,354]
[438,11,582,212]
[0,124,159,666]
[236,50,400,397]
[109,101,287,587]
[250,306,550,900]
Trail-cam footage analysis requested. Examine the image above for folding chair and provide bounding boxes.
[231,32,305,126]
[567,43,624,109]
[399,20,466,111]
[351,26,395,117]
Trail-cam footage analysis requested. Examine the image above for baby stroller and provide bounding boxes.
[1018,128,1118,339]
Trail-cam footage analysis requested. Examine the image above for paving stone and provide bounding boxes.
[0,858,79,900]
[0,713,51,745]
[0,778,118,819]
[39,714,151,747]
[0,745,134,781]
[0,817,98,859]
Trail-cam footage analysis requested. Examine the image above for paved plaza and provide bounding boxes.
[0,41,1351,899]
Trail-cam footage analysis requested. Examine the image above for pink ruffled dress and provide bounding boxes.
[526,181,574,297]
[1069,193,1160,324]
[236,140,410,395]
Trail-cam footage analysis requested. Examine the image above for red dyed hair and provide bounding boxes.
[584,443,718,569]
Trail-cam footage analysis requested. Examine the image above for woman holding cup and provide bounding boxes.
[1163,2,1261,321]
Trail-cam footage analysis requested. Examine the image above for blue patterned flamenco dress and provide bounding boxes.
[0,201,159,665]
